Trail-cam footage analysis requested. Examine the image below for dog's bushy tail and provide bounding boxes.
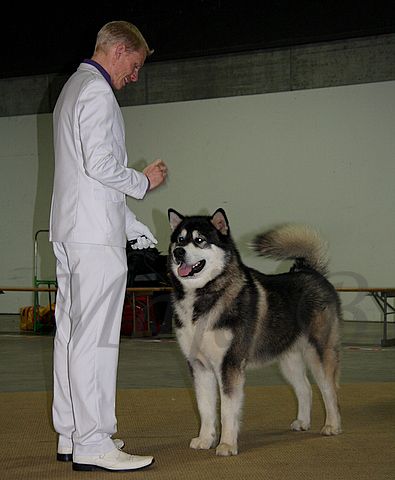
[251,224,329,276]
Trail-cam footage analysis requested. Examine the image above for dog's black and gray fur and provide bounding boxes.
[168,208,342,456]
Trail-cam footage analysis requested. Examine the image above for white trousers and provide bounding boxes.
[52,242,127,456]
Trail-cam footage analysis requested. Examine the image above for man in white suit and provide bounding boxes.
[49,21,167,472]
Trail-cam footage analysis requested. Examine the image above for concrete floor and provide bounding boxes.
[0,314,394,393]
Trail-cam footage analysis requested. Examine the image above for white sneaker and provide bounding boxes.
[57,438,125,462]
[72,448,154,472]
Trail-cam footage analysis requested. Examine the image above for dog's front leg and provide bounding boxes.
[216,371,245,456]
[190,361,218,450]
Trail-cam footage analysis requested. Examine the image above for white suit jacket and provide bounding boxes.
[49,63,148,247]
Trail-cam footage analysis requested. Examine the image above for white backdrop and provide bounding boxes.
[1,81,394,319]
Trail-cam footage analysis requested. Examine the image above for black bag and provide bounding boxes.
[126,244,169,288]
[125,244,173,335]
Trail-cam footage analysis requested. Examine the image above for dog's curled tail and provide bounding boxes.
[251,224,329,276]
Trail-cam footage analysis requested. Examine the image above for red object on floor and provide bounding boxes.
[121,296,157,336]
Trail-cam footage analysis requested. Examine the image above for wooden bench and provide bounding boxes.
[1,286,394,345]
[336,288,395,347]
[0,286,173,335]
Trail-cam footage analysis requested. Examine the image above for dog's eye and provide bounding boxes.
[177,235,185,243]
[195,237,205,245]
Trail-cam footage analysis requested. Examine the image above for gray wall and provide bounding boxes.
[1,34,394,116]
[0,34,394,317]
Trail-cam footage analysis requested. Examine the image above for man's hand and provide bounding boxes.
[127,220,157,249]
[129,236,156,250]
[143,159,168,190]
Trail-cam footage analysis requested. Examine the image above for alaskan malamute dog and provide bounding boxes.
[168,208,342,456]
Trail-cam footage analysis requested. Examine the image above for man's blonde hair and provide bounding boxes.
[95,21,153,56]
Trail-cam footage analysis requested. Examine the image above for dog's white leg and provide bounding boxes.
[190,362,218,450]
[216,371,245,456]
[279,350,312,431]
[305,346,342,435]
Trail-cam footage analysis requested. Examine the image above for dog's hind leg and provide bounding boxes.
[304,343,342,435]
[279,348,312,431]
[190,361,218,450]
[216,368,245,456]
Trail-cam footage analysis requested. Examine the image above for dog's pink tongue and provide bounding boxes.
[178,263,192,277]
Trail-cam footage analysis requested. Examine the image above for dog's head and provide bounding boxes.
[167,208,231,289]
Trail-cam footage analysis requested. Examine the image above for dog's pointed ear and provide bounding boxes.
[211,208,229,236]
[168,209,184,231]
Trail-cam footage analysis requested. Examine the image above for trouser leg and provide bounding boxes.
[52,242,74,452]
[52,242,127,457]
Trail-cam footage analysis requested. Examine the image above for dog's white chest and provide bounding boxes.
[175,293,233,368]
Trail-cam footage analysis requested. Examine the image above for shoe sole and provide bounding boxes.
[72,458,154,472]
[57,453,73,462]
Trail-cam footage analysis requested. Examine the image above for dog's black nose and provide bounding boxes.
[173,247,186,263]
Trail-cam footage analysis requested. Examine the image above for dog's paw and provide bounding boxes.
[320,424,342,436]
[190,436,215,450]
[215,442,238,456]
[291,419,310,431]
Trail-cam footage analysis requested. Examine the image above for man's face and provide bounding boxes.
[112,47,146,90]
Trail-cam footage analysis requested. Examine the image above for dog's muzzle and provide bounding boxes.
[173,247,186,263]
[173,247,206,277]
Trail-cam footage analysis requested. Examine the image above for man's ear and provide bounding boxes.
[168,209,184,231]
[114,42,126,59]
[211,208,229,235]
